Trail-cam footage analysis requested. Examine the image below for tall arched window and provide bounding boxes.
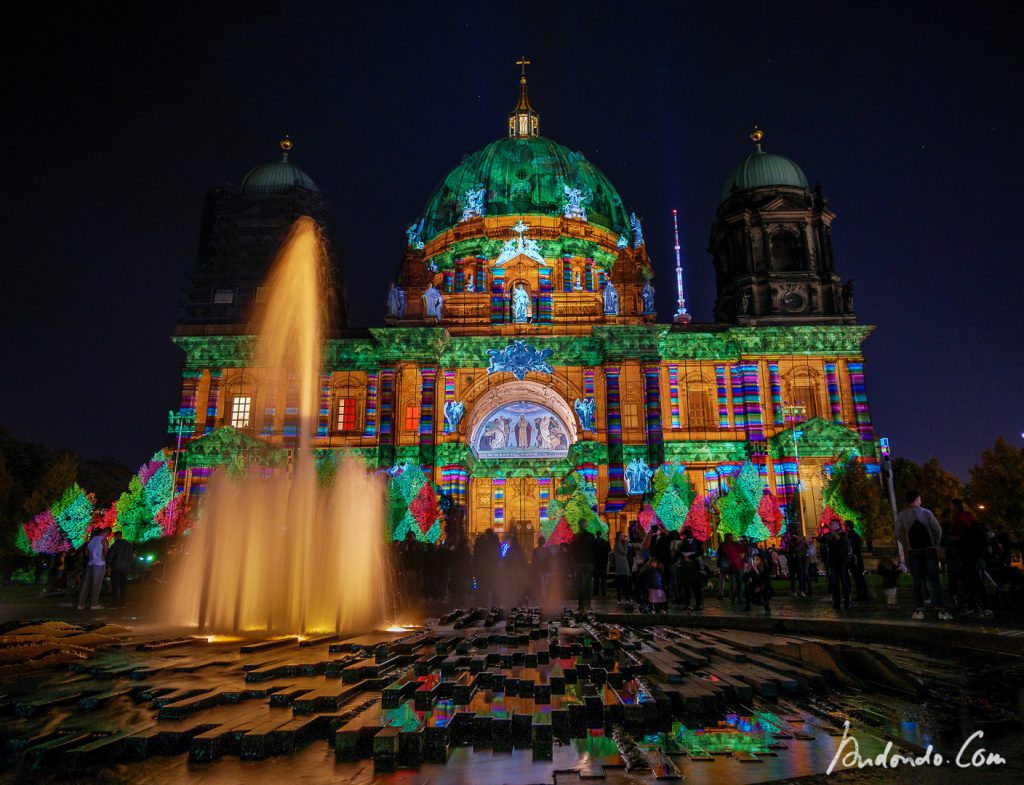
[771,231,802,272]
[788,370,821,420]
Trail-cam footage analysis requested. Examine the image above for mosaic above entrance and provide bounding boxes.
[471,400,570,459]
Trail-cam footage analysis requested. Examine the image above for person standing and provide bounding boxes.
[826,520,852,610]
[844,521,869,601]
[876,554,901,609]
[613,532,632,602]
[77,529,108,610]
[786,534,810,597]
[719,533,745,604]
[106,531,133,609]
[895,490,952,620]
[592,532,610,599]
[677,527,704,612]
[573,528,596,611]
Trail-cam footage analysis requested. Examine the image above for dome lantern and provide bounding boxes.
[508,56,538,138]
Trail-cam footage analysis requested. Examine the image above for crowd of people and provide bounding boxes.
[388,489,1021,622]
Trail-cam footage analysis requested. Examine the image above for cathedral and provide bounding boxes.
[169,66,877,544]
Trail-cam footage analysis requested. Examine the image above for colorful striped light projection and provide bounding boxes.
[419,367,435,447]
[205,370,222,433]
[730,364,747,431]
[715,365,730,429]
[490,268,506,323]
[538,266,553,324]
[825,362,843,424]
[768,362,783,425]
[379,368,395,443]
[668,365,681,429]
[847,361,874,440]
[363,371,378,437]
[317,374,330,437]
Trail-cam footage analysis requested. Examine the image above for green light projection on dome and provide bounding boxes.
[419,136,630,242]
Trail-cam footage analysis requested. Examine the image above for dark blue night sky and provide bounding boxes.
[3,1,1021,478]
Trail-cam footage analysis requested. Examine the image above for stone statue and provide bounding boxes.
[842,279,855,313]
[460,186,486,222]
[617,233,628,249]
[443,400,465,433]
[512,283,530,322]
[562,183,588,221]
[574,397,596,431]
[574,271,583,291]
[464,269,475,292]
[629,212,644,248]
[386,283,406,320]
[423,284,443,321]
[740,292,751,316]
[625,458,654,495]
[603,281,619,315]
[641,279,655,314]
[405,219,424,249]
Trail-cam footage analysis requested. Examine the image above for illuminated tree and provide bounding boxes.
[541,471,608,543]
[116,475,161,543]
[387,463,441,543]
[52,483,96,549]
[682,494,711,540]
[715,460,763,537]
[756,489,784,537]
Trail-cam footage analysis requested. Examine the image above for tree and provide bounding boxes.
[968,437,1024,534]
[683,494,711,540]
[23,453,77,516]
[116,475,161,543]
[52,483,95,549]
[541,471,608,544]
[837,460,891,547]
[756,489,784,537]
[891,456,963,517]
[715,460,763,538]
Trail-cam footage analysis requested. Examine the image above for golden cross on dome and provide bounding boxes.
[516,56,531,80]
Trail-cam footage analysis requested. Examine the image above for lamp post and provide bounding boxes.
[782,402,807,536]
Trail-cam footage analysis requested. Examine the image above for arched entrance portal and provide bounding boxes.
[465,381,579,541]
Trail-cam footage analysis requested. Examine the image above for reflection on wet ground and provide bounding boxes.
[0,607,1020,784]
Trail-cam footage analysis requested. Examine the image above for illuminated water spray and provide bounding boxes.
[162,217,394,634]
[672,209,691,324]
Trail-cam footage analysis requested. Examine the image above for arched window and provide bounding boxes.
[771,231,802,272]
[788,370,821,420]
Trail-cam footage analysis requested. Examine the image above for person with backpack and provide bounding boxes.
[825,519,852,610]
[895,490,953,620]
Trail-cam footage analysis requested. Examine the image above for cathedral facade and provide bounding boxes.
[169,72,877,544]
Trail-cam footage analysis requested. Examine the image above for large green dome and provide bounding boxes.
[420,136,630,242]
[241,159,317,195]
[722,150,808,200]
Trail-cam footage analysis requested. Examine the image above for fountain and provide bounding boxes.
[163,216,394,634]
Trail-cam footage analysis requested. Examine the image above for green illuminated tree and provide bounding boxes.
[52,483,95,549]
[715,460,763,538]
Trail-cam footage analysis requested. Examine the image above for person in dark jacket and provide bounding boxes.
[106,531,133,609]
[743,555,774,615]
[826,520,852,610]
[676,527,704,611]
[844,521,869,601]
[574,528,596,611]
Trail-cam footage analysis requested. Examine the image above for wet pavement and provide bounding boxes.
[1,594,1022,785]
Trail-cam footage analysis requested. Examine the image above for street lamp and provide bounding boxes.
[781,402,807,536]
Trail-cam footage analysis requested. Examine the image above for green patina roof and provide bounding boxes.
[722,150,808,200]
[241,159,317,195]
[420,136,630,242]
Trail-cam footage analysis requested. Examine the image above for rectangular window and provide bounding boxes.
[230,396,252,429]
[623,401,640,429]
[213,288,235,304]
[336,397,356,432]
[687,390,713,427]
[404,404,420,432]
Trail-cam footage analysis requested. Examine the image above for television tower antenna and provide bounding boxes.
[672,209,691,324]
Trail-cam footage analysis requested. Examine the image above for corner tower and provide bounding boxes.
[709,127,855,325]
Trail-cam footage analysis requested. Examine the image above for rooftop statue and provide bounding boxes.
[460,186,486,222]
[495,220,544,266]
[629,212,644,248]
[562,183,589,221]
[423,283,443,321]
[617,233,629,249]
[386,283,406,320]
[405,219,425,249]
[641,279,656,314]
[603,280,619,315]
